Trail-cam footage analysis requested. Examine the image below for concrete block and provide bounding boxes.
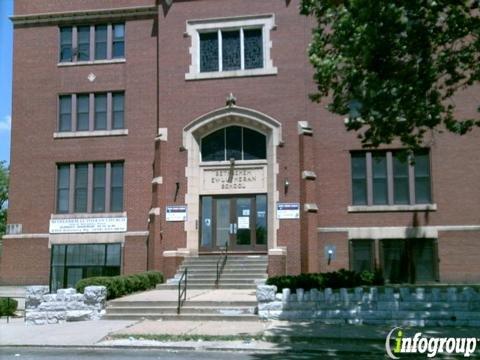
[256,285,277,303]
[282,288,290,304]
[296,289,304,302]
[46,311,66,324]
[25,311,47,325]
[399,287,410,301]
[447,287,458,302]
[275,293,282,301]
[66,310,93,322]
[354,287,363,302]
[25,286,49,310]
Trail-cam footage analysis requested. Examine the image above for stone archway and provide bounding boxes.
[182,105,282,255]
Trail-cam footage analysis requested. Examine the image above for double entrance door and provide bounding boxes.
[200,194,268,252]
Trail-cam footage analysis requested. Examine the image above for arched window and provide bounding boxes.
[201,126,266,162]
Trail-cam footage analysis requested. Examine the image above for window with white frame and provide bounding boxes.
[186,15,277,80]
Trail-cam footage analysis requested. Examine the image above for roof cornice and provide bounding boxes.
[11,5,158,26]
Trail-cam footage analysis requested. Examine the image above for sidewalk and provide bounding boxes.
[2,317,480,354]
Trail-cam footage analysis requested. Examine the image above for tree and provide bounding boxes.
[0,161,8,238]
[301,0,480,151]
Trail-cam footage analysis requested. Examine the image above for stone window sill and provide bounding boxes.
[185,67,278,81]
[54,129,128,139]
[348,204,437,213]
[200,159,268,167]
[57,58,126,67]
[51,212,127,219]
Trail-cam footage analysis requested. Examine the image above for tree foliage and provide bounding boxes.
[0,161,8,237]
[301,0,480,150]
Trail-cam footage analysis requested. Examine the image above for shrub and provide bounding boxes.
[0,297,18,317]
[266,268,384,293]
[75,271,164,300]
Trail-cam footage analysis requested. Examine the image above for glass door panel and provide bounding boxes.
[235,197,252,246]
[255,195,267,246]
[215,198,231,248]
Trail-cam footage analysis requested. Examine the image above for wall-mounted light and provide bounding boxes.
[284,178,290,194]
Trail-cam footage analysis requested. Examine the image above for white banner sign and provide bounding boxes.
[166,206,187,222]
[49,217,127,234]
[277,203,300,219]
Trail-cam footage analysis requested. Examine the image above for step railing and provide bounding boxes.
[215,242,228,289]
[177,267,188,315]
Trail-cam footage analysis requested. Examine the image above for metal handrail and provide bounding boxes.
[177,267,188,315]
[215,242,228,289]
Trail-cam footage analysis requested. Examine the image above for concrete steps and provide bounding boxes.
[104,255,266,321]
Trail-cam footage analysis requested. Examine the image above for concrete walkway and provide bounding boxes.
[110,289,257,303]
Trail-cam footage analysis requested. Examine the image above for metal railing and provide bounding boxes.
[177,267,188,315]
[215,242,228,289]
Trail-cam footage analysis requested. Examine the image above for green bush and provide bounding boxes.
[0,298,18,316]
[266,268,384,293]
[75,271,164,300]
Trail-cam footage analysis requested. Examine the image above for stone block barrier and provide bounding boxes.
[25,286,107,325]
[256,285,480,327]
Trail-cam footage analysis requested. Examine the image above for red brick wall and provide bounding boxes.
[0,238,50,285]
[123,236,148,275]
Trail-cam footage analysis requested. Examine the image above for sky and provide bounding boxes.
[0,0,13,165]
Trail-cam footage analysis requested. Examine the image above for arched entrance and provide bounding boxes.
[183,105,282,255]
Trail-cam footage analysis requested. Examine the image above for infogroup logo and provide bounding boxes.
[385,327,479,358]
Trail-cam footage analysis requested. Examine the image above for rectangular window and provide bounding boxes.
[351,153,367,205]
[110,162,124,212]
[95,25,108,60]
[372,153,388,205]
[50,243,121,292]
[59,23,125,63]
[94,93,107,130]
[93,164,106,213]
[381,238,437,284]
[200,32,219,73]
[199,27,264,74]
[350,240,374,273]
[222,30,241,71]
[59,95,72,132]
[76,94,90,131]
[74,164,88,213]
[57,165,70,214]
[59,27,73,62]
[58,92,124,132]
[77,26,90,61]
[351,150,432,206]
[56,162,123,214]
[112,24,125,59]
[414,151,431,204]
[112,92,125,129]
[244,28,263,69]
[393,153,409,204]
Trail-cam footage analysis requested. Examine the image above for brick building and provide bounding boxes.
[1,0,479,289]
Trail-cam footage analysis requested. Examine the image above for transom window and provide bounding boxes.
[186,15,277,80]
[201,126,266,162]
[351,150,432,206]
[60,23,125,63]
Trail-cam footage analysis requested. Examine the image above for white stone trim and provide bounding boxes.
[149,207,161,216]
[317,225,480,239]
[348,204,437,212]
[183,105,282,255]
[302,170,317,180]
[50,212,127,219]
[157,128,168,141]
[2,233,49,240]
[268,247,287,256]
[54,129,128,138]
[152,176,163,185]
[304,203,319,213]
[57,59,126,67]
[185,14,277,80]
[125,231,149,236]
[49,232,125,247]
[163,249,190,257]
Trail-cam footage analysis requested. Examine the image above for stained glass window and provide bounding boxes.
[222,30,241,71]
[200,32,219,72]
[244,29,263,69]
